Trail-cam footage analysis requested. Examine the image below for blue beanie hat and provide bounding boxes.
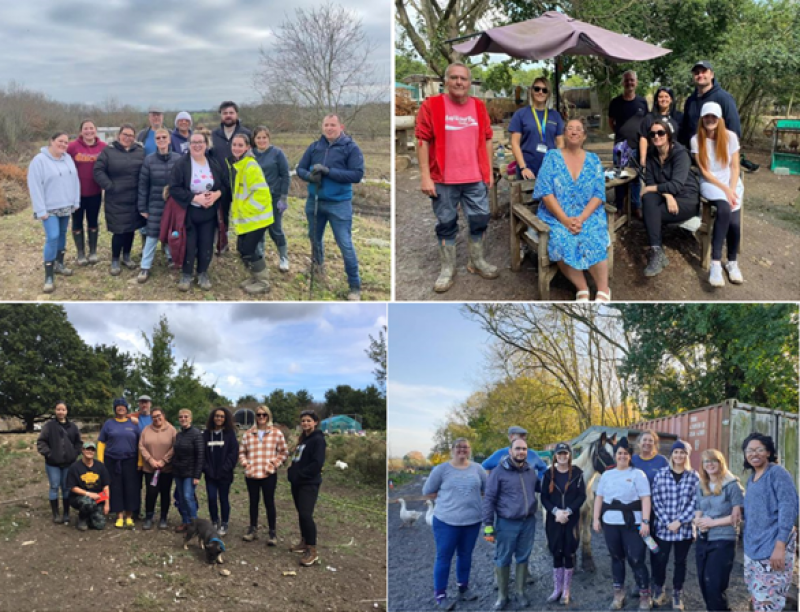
[671,439,690,454]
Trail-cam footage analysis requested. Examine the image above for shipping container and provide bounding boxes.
[630,399,798,486]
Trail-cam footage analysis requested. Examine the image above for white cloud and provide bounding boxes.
[226,375,243,387]
[288,363,301,374]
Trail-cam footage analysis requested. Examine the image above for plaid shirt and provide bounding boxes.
[239,427,289,479]
[652,467,700,541]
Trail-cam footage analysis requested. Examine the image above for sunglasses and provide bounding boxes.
[532,86,548,94]
[256,413,268,417]
[155,136,169,141]
[649,130,667,138]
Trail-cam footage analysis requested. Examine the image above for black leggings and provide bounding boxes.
[651,536,693,590]
[184,209,216,275]
[111,232,135,258]
[144,471,174,518]
[72,194,102,233]
[237,227,267,265]
[708,200,741,261]
[553,554,575,569]
[603,524,649,590]
[291,482,320,546]
[246,474,278,531]
[642,192,699,247]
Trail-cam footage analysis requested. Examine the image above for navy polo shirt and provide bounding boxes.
[509,106,564,176]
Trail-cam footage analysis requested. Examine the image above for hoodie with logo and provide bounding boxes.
[27,147,80,218]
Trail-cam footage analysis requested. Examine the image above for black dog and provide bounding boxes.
[183,518,225,564]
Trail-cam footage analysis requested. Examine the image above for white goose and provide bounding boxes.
[425,499,434,527]
[398,498,423,528]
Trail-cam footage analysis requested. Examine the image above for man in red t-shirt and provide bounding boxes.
[416,62,499,293]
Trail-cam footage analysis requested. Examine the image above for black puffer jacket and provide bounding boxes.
[36,419,82,467]
[137,149,182,237]
[287,429,326,486]
[94,141,146,234]
[172,425,204,479]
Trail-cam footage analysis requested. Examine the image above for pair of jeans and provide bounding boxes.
[494,515,536,567]
[431,517,481,594]
[72,194,102,232]
[305,197,360,289]
[602,523,650,590]
[641,192,699,247]
[140,236,171,270]
[613,148,642,211]
[42,215,70,261]
[256,206,287,257]
[144,471,173,518]
[291,482,320,545]
[45,464,70,502]
[206,477,232,525]
[174,476,198,524]
[431,182,490,244]
[246,474,278,530]
[652,536,693,590]
[696,537,735,611]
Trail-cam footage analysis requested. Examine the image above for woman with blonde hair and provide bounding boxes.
[239,405,288,545]
[509,76,565,180]
[690,102,744,287]
[651,439,699,610]
[693,448,743,611]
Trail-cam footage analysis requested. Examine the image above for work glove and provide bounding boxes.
[312,163,329,175]
[276,198,288,213]
[483,525,495,543]
[307,172,322,185]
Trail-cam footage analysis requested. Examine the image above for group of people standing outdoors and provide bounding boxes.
[36,397,327,568]
[416,59,751,299]
[420,426,798,612]
[27,101,365,300]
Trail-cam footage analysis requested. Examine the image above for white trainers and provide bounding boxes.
[725,261,743,284]
[709,263,725,287]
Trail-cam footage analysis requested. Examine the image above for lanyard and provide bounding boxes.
[530,106,548,140]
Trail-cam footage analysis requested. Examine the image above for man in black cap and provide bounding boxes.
[66,441,111,530]
[482,425,548,479]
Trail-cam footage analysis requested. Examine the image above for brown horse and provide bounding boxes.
[572,431,617,572]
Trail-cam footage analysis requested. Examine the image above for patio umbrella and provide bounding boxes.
[453,11,671,111]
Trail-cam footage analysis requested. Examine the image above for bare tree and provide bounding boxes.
[254,2,386,128]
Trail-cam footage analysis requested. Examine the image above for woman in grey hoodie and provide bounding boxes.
[27,131,81,293]
[252,126,291,272]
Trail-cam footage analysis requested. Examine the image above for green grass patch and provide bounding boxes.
[0,507,30,539]
[131,592,161,611]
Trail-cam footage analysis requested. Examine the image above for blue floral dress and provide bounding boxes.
[533,149,609,269]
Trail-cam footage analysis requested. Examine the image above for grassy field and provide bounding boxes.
[0,432,387,612]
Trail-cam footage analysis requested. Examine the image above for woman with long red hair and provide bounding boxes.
[690,101,744,288]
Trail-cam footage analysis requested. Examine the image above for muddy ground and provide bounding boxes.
[395,147,800,301]
[0,433,386,612]
[388,475,797,612]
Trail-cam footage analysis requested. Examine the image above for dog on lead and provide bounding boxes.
[183,518,225,564]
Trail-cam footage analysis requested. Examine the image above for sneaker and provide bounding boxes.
[347,288,361,301]
[725,261,743,284]
[218,522,228,537]
[458,586,478,601]
[644,247,668,277]
[158,518,168,530]
[279,256,290,272]
[77,518,88,532]
[709,263,725,287]
[434,597,456,611]
[652,586,667,606]
[125,518,135,528]
[115,518,124,529]
[137,269,150,284]
[672,590,684,611]
[267,530,277,546]
[243,526,258,542]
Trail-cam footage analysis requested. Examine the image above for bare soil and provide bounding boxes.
[387,475,795,612]
[395,148,800,301]
[0,434,387,612]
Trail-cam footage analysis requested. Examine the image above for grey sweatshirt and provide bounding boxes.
[27,147,80,218]
[743,463,799,559]
[423,461,486,526]
[694,474,744,541]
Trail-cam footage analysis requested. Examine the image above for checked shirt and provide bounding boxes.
[239,427,289,479]
[652,467,700,541]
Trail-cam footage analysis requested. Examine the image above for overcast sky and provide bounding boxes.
[63,303,386,404]
[2,0,391,110]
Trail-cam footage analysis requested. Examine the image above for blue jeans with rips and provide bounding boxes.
[42,215,70,261]
[431,517,481,596]
[305,197,360,289]
[45,464,70,502]
[494,514,537,567]
[174,477,198,524]
[431,182,491,245]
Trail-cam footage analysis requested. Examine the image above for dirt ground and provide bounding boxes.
[388,475,799,612]
[0,433,387,612]
[395,147,800,301]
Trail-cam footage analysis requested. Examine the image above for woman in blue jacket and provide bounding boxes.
[202,407,239,536]
[252,126,291,272]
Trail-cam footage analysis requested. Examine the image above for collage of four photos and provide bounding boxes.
[0,1,798,611]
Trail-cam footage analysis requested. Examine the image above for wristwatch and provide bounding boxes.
[642,519,650,524]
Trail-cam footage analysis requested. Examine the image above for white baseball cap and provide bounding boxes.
[700,102,722,118]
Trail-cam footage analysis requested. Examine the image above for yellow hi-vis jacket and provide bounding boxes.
[227,154,274,235]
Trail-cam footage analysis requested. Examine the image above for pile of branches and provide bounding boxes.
[395,89,417,116]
